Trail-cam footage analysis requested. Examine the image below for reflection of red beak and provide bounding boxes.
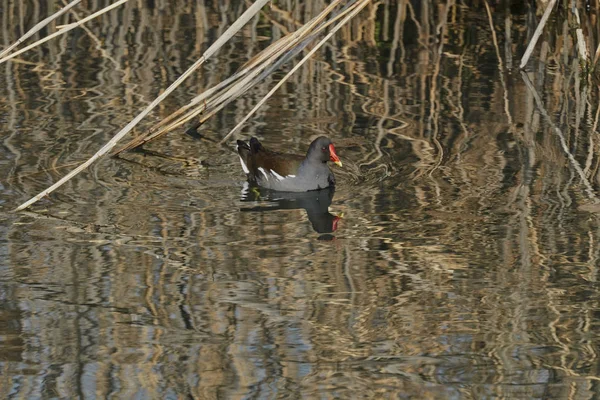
[332,215,341,232]
[329,144,342,167]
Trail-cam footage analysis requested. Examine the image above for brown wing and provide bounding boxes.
[252,151,303,176]
[240,137,304,179]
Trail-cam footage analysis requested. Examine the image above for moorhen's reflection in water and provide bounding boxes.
[240,184,341,237]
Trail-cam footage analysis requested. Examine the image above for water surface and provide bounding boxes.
[2,1,600,398]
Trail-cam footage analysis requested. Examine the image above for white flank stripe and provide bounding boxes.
[271,170,285,181]
[257,167,294,181]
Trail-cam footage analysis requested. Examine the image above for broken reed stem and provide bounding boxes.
[0,0,131,65]
[519,0,557,69]
[15,0,272,211]
[220,0,372,144]
[0,0,82,59]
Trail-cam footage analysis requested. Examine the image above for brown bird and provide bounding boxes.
[236,136,342,192]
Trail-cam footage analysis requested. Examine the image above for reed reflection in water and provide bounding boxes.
[2,0,600,399]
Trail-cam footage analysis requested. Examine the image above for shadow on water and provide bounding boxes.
[240,185,340,239]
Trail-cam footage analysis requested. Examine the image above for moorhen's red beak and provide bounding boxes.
[332,215,341,231]
[329,144,342,167]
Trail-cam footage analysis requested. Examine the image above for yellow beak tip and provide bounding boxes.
[334,161,343,167]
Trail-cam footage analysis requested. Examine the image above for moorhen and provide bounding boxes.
[236,136,342,192]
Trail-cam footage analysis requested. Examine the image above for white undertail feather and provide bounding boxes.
[238,155,249,174]
[237,143,250,174]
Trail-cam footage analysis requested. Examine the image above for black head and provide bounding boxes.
[306,136,342,166]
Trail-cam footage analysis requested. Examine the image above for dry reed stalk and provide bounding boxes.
[570,0,590,69]
[0,0,82,59]
[15,0,272,211]
[178,0,345,108]
[220,0,372,144]
[116,0,351,153]
[115,35,296,152]
[519,0,557,69]
[0,0,131,65]
[61,0,122,72]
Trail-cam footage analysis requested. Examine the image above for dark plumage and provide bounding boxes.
[236,136,342,192]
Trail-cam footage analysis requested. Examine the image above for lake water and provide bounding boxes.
[2,0,600,398]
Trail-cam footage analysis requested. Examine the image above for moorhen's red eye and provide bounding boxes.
[321,146,327,151]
